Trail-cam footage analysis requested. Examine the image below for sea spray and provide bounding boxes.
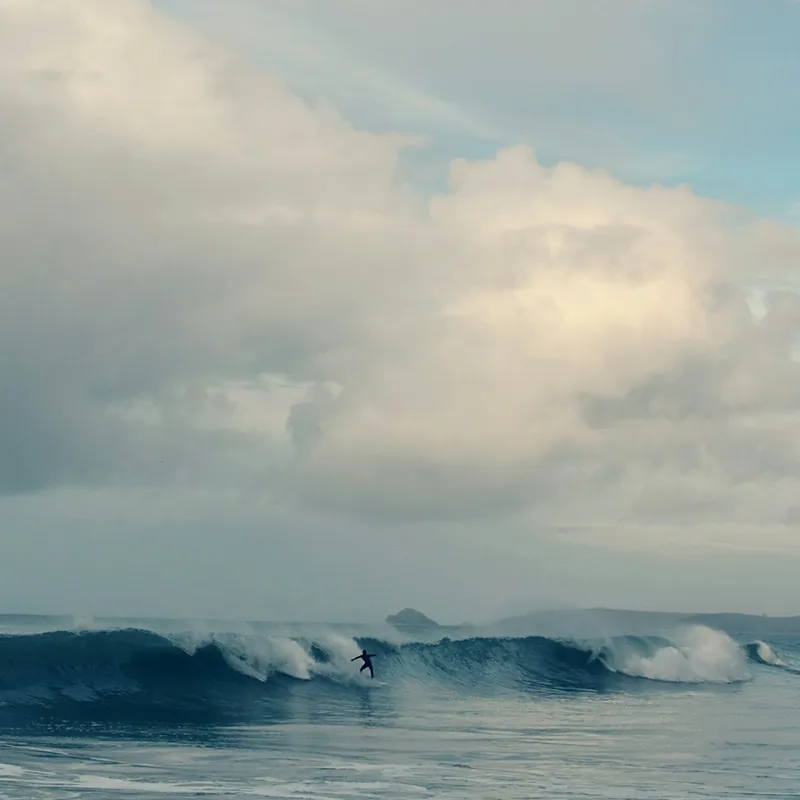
[598,626,750,683]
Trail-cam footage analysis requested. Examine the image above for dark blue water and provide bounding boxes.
[0,615,797,798]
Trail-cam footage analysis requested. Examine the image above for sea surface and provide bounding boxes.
[0,612,798,798]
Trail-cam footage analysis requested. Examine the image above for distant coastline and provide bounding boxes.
[1,608,799,636]
[383,606,800,637]
[491,608,800,635]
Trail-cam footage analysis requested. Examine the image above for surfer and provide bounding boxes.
[351,649,377,678]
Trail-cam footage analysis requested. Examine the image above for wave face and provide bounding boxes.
[744,640,800,674]
[0,623,760,723]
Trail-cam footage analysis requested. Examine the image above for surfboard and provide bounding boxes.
[354,676,387,687]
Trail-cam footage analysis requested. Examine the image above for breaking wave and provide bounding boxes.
[0,623,759,722]
[744,640,800,674]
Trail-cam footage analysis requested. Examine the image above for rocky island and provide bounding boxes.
[385,608,439,628]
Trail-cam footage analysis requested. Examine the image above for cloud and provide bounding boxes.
[0,0,416,487]
[288,150,800,524]
[2,0,800,549]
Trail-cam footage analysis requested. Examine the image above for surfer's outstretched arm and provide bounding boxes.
[351,655,360,661]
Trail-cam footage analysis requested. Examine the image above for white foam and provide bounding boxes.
[167,628,367,684]
[605,626,750,683]
[321,761,416,777]
[245,779,425,797]
[76,775,220,793]
[308,633,370,683]
[753,640,786,667]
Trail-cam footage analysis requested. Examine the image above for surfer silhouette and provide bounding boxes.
[351,649,377,678]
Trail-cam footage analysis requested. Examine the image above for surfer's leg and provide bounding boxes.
[369,666,374,679]
[360,663,367,673]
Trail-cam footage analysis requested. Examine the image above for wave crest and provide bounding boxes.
[0,624,754,721]
[597,627,749,683]
[744,640,800,674]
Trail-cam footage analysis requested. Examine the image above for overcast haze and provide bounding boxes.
[2,0,800,623]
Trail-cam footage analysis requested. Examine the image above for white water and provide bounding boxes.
[605,626,750,683]
[752,640,786,667]
[167,628,368,683]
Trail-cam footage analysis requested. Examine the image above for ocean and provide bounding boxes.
[0,612,798,799]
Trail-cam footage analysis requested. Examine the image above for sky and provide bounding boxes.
[1,0,800,623]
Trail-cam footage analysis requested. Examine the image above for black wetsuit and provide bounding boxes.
[351,650,377,678]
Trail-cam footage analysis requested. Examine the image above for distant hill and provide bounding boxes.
[492,607,800,637]
[386,608,439,628]
[384,607,800,637]
[682,612,800,635]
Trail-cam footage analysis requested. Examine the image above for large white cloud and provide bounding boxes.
[2,0,800,542]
